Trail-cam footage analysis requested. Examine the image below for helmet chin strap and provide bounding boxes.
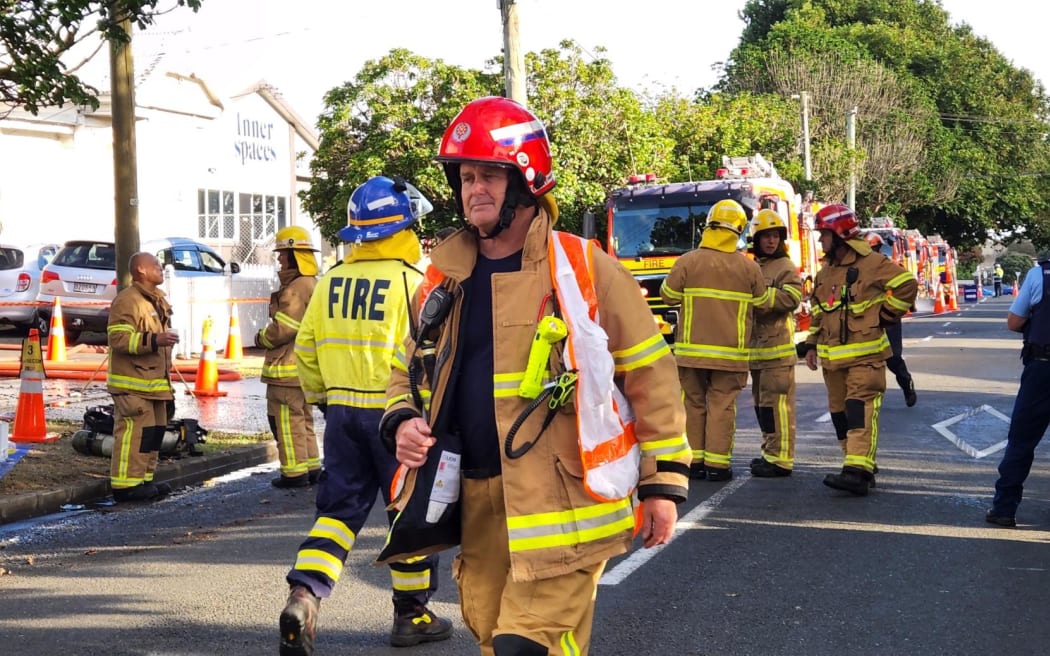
[471,179,529,241]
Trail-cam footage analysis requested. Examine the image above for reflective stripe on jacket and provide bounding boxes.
[660,248,769,371]
[381,209,690,582]
[750,255,803,369]
[296,258,421,408]
[106,283,175,400]
[805,240,918,370]
[259,274,316,386]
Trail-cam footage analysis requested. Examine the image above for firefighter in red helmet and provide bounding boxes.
[802,205,917,495]
[380,96,690,655]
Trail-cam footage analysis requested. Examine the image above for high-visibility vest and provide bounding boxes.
[549,232,640,502]
[417,231,641,502]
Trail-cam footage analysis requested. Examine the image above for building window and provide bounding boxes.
[198,188,284,242]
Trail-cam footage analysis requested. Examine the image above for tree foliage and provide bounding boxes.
[0,0,201,114]
[728,0,1050,249]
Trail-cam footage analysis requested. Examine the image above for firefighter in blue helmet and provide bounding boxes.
[278,176,451,655]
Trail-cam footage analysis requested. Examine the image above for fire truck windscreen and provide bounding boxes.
[610,203,712,258]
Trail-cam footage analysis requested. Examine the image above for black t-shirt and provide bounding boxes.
[452,249,523,473]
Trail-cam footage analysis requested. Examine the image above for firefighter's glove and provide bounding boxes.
[796,341,815,358]
[519,316,568,399]
[315,403,328,419]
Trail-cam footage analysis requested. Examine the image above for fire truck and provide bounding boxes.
[597,154,821,338]
[862,217,958,306]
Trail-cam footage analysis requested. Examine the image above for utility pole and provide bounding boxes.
[110,3,140,289]
[499,0,526,105]
[799,91,812,181]
[846,106,857,211]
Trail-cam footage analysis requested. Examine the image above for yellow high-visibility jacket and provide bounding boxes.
[805,239,918,370]
[661,249,770,371]
[106,282,175,400]
[295,241,422,409]
[380,207,690,582]
[750,254,803,370]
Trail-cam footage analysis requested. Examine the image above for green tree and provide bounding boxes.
[1,0,202,114]
[728,0,1050,249]
[303,43,674,244]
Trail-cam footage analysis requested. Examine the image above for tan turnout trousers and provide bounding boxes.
[453,476,605,656]
[679,367,749,470]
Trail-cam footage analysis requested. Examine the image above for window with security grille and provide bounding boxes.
[198,189,237,239]
[198,188,285,242]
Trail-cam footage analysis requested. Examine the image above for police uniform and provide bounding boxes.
[988,262,1050,525]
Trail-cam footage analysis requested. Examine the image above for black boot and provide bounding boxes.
[272,474,310,489]
[689,462,706,480]
[307,469,321,485]
[823,466,872,496]
[280,586,320,656]
[898,376,917,407]
[390,603,453,647]
[750,459,791,478]
[112,482,163,502]
[704,466,733,482]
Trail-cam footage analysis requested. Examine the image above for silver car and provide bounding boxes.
[0,243,60,330]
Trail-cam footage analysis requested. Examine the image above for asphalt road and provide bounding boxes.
[0,296,1046,655]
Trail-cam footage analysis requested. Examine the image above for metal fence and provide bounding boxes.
[163,263,276,359]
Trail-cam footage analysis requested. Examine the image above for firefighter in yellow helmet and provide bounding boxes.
[661,199,771,480]
[748,209,803,477]
[256,225,320,488]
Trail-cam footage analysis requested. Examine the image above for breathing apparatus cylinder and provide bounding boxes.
[518,316,568,399]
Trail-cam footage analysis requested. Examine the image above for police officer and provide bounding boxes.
[278,177,452,654]
[802,205,917,495]
[748,210,803,477]
[662,199,770,481]
[258,226,320,488]
[987,254,1050,527]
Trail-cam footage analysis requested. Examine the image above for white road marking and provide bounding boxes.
[816,412,831,423]
[932,404,1011,459]
[599,475,749,586]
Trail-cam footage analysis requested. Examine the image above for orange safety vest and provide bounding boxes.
[415,232,641,502]
[549,232,640,502]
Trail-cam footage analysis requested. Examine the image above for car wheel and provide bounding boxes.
[33,311,50,337]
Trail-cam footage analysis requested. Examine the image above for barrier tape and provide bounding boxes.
[0,297,271,308]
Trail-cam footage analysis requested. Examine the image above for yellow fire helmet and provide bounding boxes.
[274,225,319,276]
[750,208,789,257]
[706,199,748,235]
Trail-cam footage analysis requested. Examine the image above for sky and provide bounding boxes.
[141,0,1050,126]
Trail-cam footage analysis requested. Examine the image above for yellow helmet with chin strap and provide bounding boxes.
[274,226,319,276]
[707,199,748,235]
[750,209,789,257]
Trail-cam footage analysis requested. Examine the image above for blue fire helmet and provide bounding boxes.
[339,176,433,243]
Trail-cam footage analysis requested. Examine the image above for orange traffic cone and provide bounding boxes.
[932,282,945,314]
[1013,280,1019,296]
[189,316,227,398]
[948,284,959,311]
[46,297,67,362]
[224,302,243,360]
[10,329,59,443]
